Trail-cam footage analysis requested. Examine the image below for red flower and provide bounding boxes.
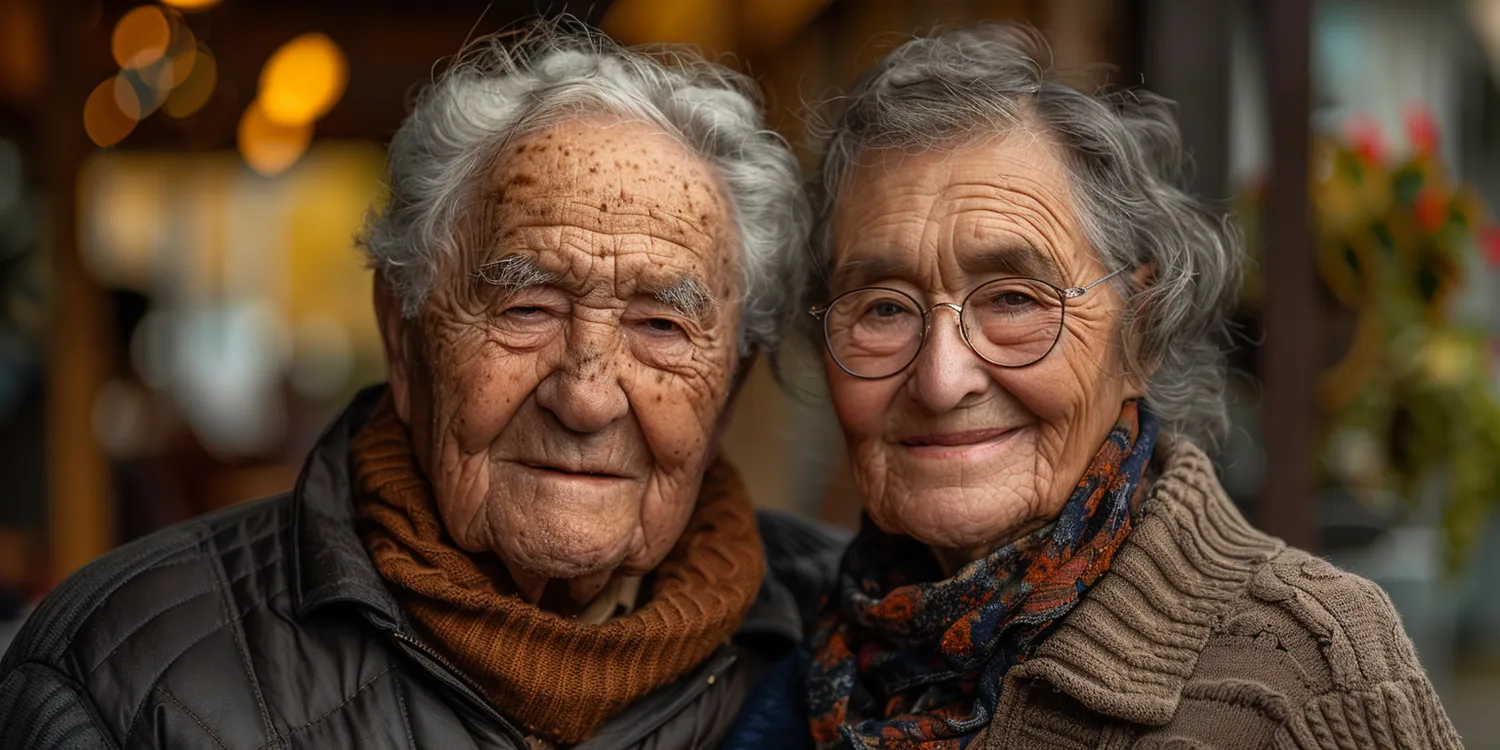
[1414,188,1447,231]
[1348,116,1386,163]
[1406,104,1440,155]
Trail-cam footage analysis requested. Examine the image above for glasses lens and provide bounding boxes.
[824,288,924,378]
[962,278,1065,366]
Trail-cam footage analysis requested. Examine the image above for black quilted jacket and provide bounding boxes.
[0,387,844,749]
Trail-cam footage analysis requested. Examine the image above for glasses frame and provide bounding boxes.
[809,269,1125,379]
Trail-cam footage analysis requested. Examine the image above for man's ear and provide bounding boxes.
[707,348,761,460]
[373,273,414,424]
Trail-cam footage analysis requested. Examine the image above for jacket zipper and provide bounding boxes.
[388,631,530,748]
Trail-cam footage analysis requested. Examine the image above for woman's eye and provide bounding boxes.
[871,302,907,318]
[994,291,1037,307]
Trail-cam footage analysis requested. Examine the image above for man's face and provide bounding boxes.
[379,116,742,603]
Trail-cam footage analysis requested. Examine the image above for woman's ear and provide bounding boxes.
[1123,263,1157,399]
[1129,262,1156,289]
[373,274,414,423]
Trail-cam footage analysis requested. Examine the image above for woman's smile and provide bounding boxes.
[897,425,1023,459]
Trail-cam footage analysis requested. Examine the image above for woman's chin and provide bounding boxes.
[871,494,1036,552]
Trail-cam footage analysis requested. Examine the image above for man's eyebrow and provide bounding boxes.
[473,254,559,293]
[647,276,718,322]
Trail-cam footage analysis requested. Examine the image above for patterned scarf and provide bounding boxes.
[806,401,1159,749]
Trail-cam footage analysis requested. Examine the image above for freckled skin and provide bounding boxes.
[376,117,741,607]
[825,135,1146,566]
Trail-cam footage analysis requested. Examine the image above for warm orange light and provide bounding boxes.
[112,6,171,69]
[257,33,347,126]
[163,46,216,118]
[112,73,145,120]
[85,77,137,147]
[603,0,732,53]
[160,0,224,10]
[238,101,312,176]
[156,22,198,89]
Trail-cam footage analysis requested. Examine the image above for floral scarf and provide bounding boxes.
[806,401,1160,749]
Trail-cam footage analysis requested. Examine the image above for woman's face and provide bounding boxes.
[824,134,1143,557]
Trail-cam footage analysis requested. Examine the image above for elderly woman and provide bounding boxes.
[730,25,1460,750]
[0,22,841,750]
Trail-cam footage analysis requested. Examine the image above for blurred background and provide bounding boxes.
[0,0,1498,742]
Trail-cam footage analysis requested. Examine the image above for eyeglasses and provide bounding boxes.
[809,269,1124,379]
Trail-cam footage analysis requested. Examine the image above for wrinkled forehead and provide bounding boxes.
[450,116,739,290]
[828,133,1086,286]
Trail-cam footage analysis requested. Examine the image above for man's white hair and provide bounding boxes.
[358,18,810,354]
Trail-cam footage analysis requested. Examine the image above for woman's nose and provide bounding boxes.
[907,307,994,414]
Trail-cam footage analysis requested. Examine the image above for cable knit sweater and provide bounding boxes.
[975,437,1462,750]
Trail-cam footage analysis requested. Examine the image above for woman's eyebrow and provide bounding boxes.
[961,246,1061,283]
[829,257,910,291]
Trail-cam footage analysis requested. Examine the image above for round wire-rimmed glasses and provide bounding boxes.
[810,269,1124,379]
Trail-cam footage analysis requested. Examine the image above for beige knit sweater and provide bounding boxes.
[977,438,1463,749]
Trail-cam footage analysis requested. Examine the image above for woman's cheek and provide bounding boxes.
[827,372,893,444]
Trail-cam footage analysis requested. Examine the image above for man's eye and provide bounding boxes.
[645,318,681,333]
[504,306,545,318]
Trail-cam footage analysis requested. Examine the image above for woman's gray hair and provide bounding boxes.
[810,24,1243,450]
[359,18,810,355]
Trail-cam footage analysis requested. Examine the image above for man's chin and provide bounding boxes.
[503,529,636,581]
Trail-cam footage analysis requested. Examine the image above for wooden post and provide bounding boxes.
[45,0,114,580]
[1140,0,1231,201]
[1259,0,1318,550]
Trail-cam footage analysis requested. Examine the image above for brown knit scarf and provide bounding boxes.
[352,399,765,744]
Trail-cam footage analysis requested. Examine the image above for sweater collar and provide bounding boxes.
[1006,437,1285,726]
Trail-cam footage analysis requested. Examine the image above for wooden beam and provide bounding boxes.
[1259,0,1318,550]
[45,0,114,580]
[1139,0,1232,201]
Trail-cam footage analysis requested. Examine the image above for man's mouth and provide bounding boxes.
[516,461,632,480]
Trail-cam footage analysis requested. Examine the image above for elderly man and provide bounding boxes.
[0,23,837,749]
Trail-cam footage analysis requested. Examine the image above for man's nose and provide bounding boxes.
[534,321,630,433]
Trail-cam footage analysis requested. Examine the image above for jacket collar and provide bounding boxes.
[1006,438,1285,726]
[288,385,805,649]
[290,385,405,627]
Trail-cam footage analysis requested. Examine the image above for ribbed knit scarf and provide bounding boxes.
[806,401,1160,749]
[352,399,765,745]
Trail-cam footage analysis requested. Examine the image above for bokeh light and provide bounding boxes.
[84,77,137,147]
[113,69,168,120]
[162,46,217,119]
[111,6,171,70]
[257,33,347,126]
[155,23,199,89]
[160,0,224,10]
[238,102,312,176]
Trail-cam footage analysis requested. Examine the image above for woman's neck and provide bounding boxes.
[929,516,1051,578]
